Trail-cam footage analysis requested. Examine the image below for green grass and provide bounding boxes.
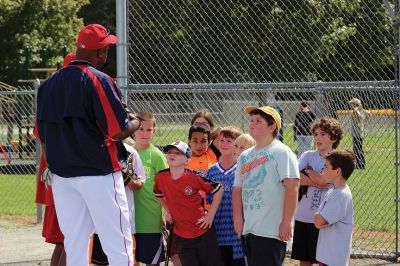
[1,126,398,233]
[0,174,37,216]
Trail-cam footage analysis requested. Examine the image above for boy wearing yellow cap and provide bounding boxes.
[232,106,300,266]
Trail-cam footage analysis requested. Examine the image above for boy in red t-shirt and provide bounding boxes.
[154,140,224,266]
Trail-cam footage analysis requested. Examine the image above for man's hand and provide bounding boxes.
[41,168,52,189]
[113,114,143,141]
[128,112,136,121]
[279,220,293,241]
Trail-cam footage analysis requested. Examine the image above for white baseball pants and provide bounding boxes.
[52,172,134,266]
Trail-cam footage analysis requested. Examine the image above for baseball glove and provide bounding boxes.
[122,153,136,186]
[41,167,52,189]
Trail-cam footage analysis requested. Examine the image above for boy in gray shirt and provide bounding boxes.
[314,150,356,266]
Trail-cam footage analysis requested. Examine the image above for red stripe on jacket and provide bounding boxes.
[78,66,123,172]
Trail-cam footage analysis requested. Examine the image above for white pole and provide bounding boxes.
[34,78,42,223]
[116,0,128,103]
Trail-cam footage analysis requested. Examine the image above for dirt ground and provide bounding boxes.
[0,218,53,265]
[1,217,400,266]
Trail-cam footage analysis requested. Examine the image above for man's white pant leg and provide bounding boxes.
[52,175,95,266]
[80,172,134,265]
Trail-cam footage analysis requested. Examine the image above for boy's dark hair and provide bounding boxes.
[325,150,356,180]
[188,124,211,141]
[191,109,215,129]
[219,125,243,140]
[311,118,343,149]
[249,109,278,138]
[136,111,156,127]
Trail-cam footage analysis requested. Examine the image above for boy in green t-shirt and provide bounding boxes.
[134,111,168,266]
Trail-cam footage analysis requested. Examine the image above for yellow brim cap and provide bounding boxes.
[244,106,282,130]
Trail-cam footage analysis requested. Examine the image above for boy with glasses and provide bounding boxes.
[154,141,224,266]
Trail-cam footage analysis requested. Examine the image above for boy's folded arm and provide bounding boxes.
[314,213,330,229]
[303,170,330,190]
[299,173,313,186]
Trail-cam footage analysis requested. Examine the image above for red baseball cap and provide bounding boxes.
[63,52,76,67]
[77,24,118,50]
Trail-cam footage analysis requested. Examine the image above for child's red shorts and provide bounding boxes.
[42,205,64,244]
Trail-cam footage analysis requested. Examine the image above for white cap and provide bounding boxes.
[164,140,192,158]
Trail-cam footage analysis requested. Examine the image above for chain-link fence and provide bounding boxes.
[124,82,400,259]
[127,0,394,83]
[0,0,399,262]
[1,82,399,259]
[126,0,400,260]
[0,84,37,217]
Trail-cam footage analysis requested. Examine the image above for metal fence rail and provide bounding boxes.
[125,0,400,259]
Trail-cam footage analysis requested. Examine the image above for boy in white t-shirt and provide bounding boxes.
[232,106,300,266]
[291,118,343,266]
[314,150,355,266]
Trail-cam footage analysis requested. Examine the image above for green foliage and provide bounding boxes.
[78,0,117,77]
[129,0,393,83]
[0,0,89,84]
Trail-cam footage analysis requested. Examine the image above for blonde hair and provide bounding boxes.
[234,133,255,150]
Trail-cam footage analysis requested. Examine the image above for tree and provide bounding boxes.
[128,0,393,83]
[0,0,88,84]
[78,0,117,77]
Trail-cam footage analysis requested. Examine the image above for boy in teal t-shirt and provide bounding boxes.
[133,111,168,266]
[233,106,300,266]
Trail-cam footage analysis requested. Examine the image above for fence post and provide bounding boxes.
[393,0,400,259]
[34,79,42,224]
[395,0,400,260]
[383,0,400,258]
[116,0,128,104]
[315,84,324,118]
